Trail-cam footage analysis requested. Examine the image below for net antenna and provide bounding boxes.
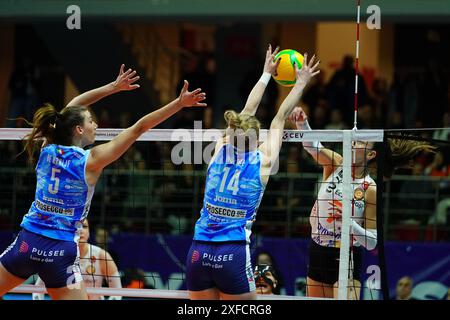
[353,0,362,130]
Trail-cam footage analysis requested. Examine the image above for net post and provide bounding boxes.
[337,130,353,300]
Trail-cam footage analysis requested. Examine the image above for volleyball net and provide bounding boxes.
[1,127,446,300]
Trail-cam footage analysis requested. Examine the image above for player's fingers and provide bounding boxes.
[274,57,281,68]
[123,68,133,77]
[308,54,316,67]
[303,53,308,66]
[312,60,320,70]
[128,76,140,83]
[272,46,280,57]
[191,88,202,95]
[126,70,137,79]
[181,80,189,94]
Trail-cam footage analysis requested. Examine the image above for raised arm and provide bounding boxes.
[66,64,140,107]
[259,53,320,169]
[328,185,378,251]
[289,106,343,180]
[86,80,206,176]
[240,44,280,116]
[351,185,377,250]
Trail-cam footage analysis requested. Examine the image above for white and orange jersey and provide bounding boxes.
[310,167,375,248]
[79,244,106,299]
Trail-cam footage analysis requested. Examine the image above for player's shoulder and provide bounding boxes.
[43,144,88,158]
[366,184,377,199]
[85,244,104,257]
[367,179,377,189]
[95,246,113,260]
[64,145,89,157]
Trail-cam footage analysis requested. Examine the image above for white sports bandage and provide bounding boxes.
[107,271,123,300]
[299,120,324,154]
[259,72,272,86]
[351,220,377,250]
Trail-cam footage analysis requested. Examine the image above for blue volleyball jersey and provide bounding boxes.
[194,144,265,243]
[21,144,95,242]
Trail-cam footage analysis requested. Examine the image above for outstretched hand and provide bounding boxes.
[112,64,141,92]
[264,44,281,75]
[294,53,320,86]
[178,80,207,108]
[288,106,308,126]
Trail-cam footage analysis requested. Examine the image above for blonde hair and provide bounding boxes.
[224,110,261,139]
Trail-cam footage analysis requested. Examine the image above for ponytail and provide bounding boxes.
[370,136,436,178]
[21,104,89,161]
[22,103,59,161]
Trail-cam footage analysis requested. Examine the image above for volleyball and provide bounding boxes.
[272,49,304,87]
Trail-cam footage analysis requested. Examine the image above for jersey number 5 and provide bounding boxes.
[219,167,240,195]
[48,167,61,194]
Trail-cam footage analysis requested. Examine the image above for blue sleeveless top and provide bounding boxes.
[21,144,95,242]
[194,144,265,243]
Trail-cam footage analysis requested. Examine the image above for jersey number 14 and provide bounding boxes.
[219,167,240,195]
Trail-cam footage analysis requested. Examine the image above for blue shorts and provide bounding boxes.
[186,241,255,295]
[0,228,82,288]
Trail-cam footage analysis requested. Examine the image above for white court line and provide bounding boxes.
[11,284,333,300]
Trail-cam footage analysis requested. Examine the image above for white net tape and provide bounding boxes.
[0,128,383,143]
